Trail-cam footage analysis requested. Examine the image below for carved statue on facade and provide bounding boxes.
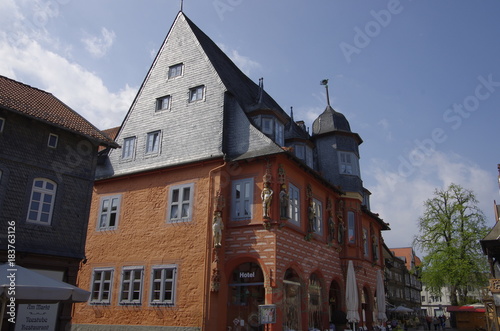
[212,211,223,247]
[261,182,273,219]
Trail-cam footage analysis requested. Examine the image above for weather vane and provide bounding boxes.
[320,79,331,106]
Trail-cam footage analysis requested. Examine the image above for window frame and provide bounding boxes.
[0,117,4,133]
[231,178,254,221]
[288,183,300,225]
[156,95,171,112]
[168,63,183,79]
[149,264,178,306]
[122,136,136,160]
[97,195,121,231]
[339,151,359,176]
[189,85,205,103]
[90,268,114,305]
[145,130,161,155]
[119,266,144,305]
[167,183,194,223]
[26,178,57,226]
[47,133,58,148]
[348,211,356,244]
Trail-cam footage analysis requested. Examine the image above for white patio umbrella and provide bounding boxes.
[376,270,387,323]
[0,263,90,329]
[346,260,360,330]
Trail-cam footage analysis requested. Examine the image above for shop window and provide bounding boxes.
[283,268,302,330]
[227,262,265,329]
[308,273,323,330]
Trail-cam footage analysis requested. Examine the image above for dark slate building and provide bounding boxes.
[0,75,118,330]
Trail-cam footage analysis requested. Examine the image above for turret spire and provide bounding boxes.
[320,79,330,107]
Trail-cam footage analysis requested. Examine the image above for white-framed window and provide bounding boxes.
[312,198,322,234]
[348,211,355,243]
[275,120,284,146]
[156,95,171,111]
[91,268,114,305]
[288,183,300,224]
[189,85,204,102]
[260,116,284,146]
[168,63,183,79]
[122,137,136,160]
[231,178,253,220]
[119,266,144,305]
[27,178,57,225]
[145,130,161,155]
[48,133,58,148]
[97,195,121,230]
[150,265,177,305]
[339,151,359,176]
[0,117,5,133]
[167,183,194,222]
[295,144,305,160]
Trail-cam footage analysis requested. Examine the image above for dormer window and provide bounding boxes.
[339,151,360,176]
[168,63,183,79]
[253,115,284,146]
[293,143,314,168]
[189,85,204,102]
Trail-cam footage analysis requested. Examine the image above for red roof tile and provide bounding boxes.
[0,75,118,147]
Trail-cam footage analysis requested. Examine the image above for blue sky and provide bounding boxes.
[1,0,499,256]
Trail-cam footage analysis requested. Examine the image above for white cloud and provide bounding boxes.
[218,43,261,75]
[0,1,134,130]
[82,27,116,58]
[366,151,497,257]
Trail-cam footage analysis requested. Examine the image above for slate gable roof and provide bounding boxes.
[183,14,288,120]
[0,75,118,147]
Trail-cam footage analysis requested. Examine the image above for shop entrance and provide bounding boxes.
[227,262,265,331]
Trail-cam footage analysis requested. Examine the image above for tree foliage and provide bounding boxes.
[413,183,489,305]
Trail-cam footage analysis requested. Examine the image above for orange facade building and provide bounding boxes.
[72,10,390,331]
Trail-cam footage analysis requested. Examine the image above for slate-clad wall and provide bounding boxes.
[0,109,97,259]
[99,14,226,179]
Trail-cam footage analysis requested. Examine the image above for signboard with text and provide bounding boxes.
[258,304,276,324]
[15,303,58,331]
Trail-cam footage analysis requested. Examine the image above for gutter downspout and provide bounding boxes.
[202,159,227,330]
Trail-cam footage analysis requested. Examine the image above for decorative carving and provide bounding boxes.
[279,184,289,219]
[337,199,345,244]
[261,182,273,219]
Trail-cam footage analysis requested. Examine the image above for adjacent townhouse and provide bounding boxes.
[0,75,118,330]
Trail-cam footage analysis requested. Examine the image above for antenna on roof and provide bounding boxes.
[257,77,264,104]
[320,79,330,107]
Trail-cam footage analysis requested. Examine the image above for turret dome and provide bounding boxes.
[312,105,351,135]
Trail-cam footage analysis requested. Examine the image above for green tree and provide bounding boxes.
[413,183,489,306]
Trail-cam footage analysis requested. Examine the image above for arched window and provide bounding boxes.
[283,268,302,330]
[27,178,57,225]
